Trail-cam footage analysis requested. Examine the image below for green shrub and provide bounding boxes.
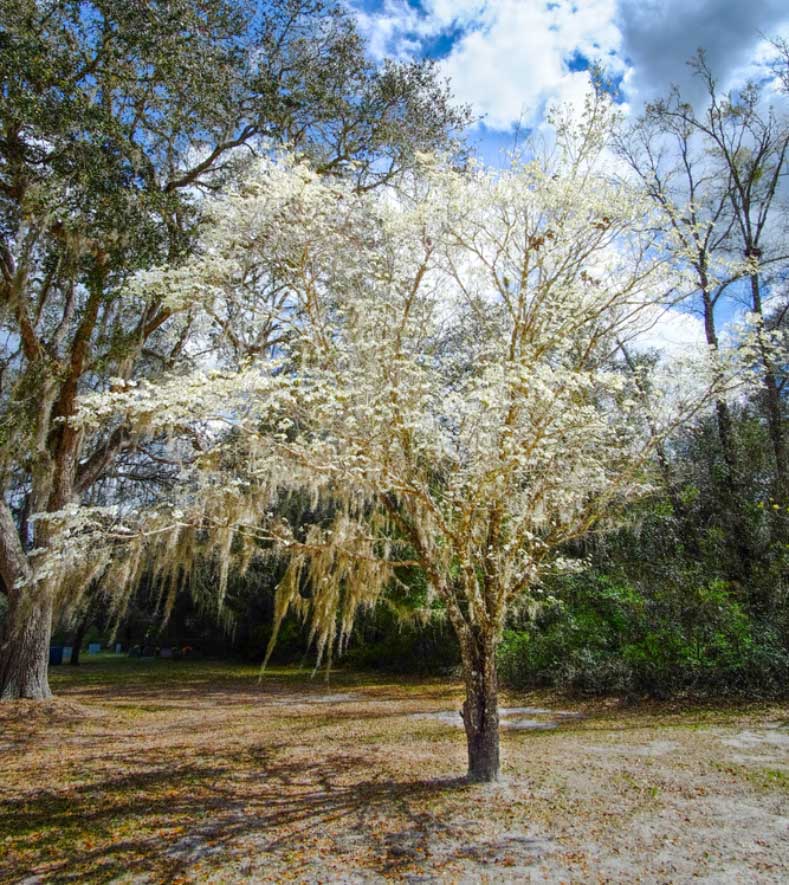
[498,573,789,697]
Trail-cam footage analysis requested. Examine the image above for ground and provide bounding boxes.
[0,657,787,884]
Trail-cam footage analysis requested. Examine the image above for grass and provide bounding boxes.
[1,656,787,883]
[710,761,789,794]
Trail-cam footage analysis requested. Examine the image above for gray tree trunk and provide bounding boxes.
[461,636,500,782]
[0,586,54,700]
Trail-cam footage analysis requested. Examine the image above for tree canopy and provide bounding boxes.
[58,95,737,779]
[0,0,469,700]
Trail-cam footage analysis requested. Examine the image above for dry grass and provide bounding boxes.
[1,656,787,883]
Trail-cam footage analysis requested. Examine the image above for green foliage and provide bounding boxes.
[498,573,789,697]
[496,401,785,698]
[344,609,460,675]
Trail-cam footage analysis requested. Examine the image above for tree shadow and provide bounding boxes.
[0,744,471,883]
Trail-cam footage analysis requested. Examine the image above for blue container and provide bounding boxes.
[49,646,64,666]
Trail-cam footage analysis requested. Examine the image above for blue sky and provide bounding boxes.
[350,1,789,352]
[351,0,789,165]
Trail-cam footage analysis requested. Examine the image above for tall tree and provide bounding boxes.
[614,54,789,589]
[614,93,740,481]
[70,97,724,780]
[649,54,789,496]
[613,84,753,577]
[0,0,469,699]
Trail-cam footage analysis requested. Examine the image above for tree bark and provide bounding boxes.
[700,289,739,481]
[70,607,92,666]
[0,585,54,700]
[749,273,787,496]
[0,500,55,699]
[461,634,500,782]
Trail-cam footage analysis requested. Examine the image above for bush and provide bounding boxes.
[498,573,789,697]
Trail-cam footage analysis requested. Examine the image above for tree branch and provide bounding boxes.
[75,426,134,496]
[0,499,31,597]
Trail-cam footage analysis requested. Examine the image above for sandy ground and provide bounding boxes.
[0,659,786,883]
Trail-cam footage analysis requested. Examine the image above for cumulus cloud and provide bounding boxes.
[442,0,623,129]
[354,0,623,129]
[351,0,789,130]
[616,0,789,105]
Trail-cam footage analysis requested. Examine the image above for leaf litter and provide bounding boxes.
[0,658,786,883]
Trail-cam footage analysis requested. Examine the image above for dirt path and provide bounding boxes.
[0,660,786,883]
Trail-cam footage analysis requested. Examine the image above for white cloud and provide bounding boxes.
[630,306,707,360]
[352,0,789,131]
[353,0,484,60]
[353,1,624,130]
[443,2,623,129]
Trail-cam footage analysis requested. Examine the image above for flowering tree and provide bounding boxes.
[62,99,722,780]
[0,0,469,700]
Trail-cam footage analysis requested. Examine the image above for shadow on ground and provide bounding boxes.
[2,659,786,884]
[1,746,469,883]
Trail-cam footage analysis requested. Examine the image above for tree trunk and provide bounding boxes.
[70,609,92,666]
[698,287,757,580]
[0,586,54,700]
[749,272,787,496]
[461,635,500,782]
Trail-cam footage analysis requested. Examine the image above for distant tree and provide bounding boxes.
[0,0,470,699]
[647,54,789,496]
[614,53,789,589]
[614,87,742,484]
